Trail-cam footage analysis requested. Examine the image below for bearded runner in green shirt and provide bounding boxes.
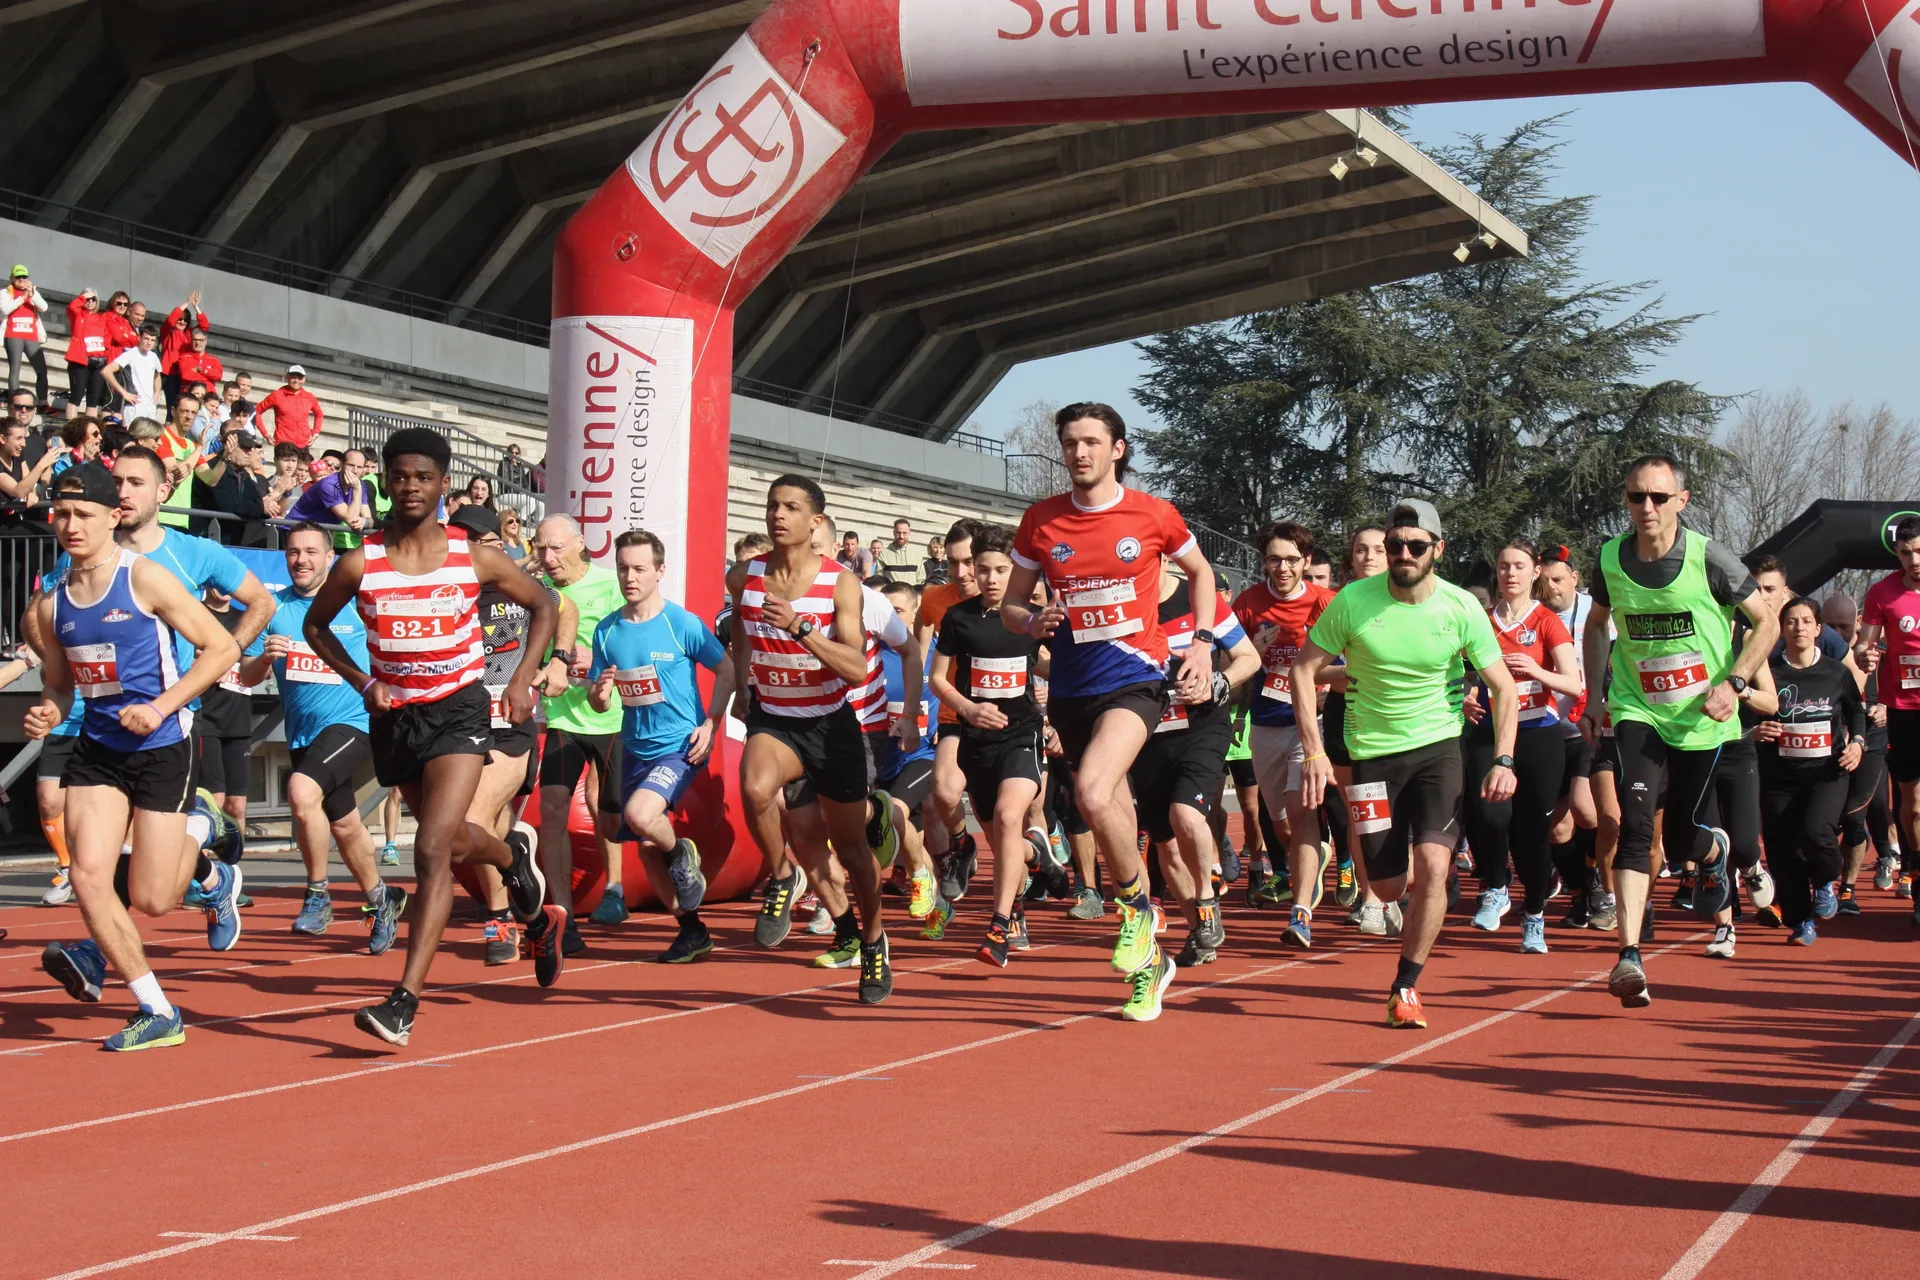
[1294,499,1521,1032]
[532,514,629,944]
[1576,455,1774,1012]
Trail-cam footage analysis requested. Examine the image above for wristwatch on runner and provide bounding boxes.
[790,616,816,640]
[1192,628,1215,647]
[1493,755,1515,770]
[550,648,575,667]
[1728,674,1749,696]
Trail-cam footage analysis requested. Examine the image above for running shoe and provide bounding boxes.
[1194,906,1224,957]
[667,838,707,912]
[1671,876,1695,912]
[1900,873,1914,899]
[955,833,979,898]
[1174,932,1216,967]
[977,922,1011,968]
[1454,849,1475,876]
[755,865,806,949]
[1705,923,1735,959]
[590,885,629,926]
[291,886,333,935]
[379,841,400,868]
[482,918,519,966]
[201,861,243,952]
[1874,853,1898,892]
[364,885,407,957]
[815,932,863,969]
[1692,828,1733,918]
[1562,888,1591,930]
[1111,899,1162,975]
[1588,895,1618,933]
[1335,861,1358,908]
[1752,902,1783,928]
[884,860,909,898]
[807,905,833,935]
[182,879,207,909]
[1742,863,1776,911]
[193,789,245,866]
[40,871,72,907]
[1386,986,1427,1029]
[1250,873,1292,908]
[1068,886,1105,920]
[1025,824,1051,871]
[1790,918,1817,947]
[1355,901,1387,936]
[499,821,547,925]
[937,852,964,904]
[1837,887,1862,917]
[562,915,585,957]
[1608,955,1652,1008]
[1048,824,1071,867]
[920,898,953,941]
[1471,885,1511,932]
[1384,900,1404,937]
[41,939,105,1002]
[858,934,893,1004]
[1521,913,1547,954]
[1813,882,1839,920]
[1303,842,1335,910]
[103,1007,185,1052]
[528,905,567,987]
[355,986,418,1046]
[660,917,713,964]
[866,791,899,869]
[1220,841,1242,886]
[1120,950,1175,1023]
[1008,910,1032,951]
[1283,905,1313,950]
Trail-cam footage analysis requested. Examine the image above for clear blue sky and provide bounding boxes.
[971,82,1920,441]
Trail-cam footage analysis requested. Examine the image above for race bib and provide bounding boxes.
[1260,667,1292,703]
[970,655,1028,699]
[373,593,464,652]
[614,665,665,707]
[1155,701,1189,733]
[282,640,342,685]
[1637,651,1709,705]
[1344,781,1391,835]
[1779,726,1833,758]
[1514,678,1552,720]
[219,662,249,695]
[1064,583,1144,643]
[84,334,106,356]
[1900,654,1920,691]
[65,642,120,697]
[752,648,826,691]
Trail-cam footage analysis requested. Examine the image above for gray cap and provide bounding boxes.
[1389,497,1443,539]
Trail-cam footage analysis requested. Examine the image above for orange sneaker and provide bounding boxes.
[1387,986,1427,1029]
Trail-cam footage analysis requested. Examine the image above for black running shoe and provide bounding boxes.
[756,865,805,949]
[660,918,713,964]
[355,985,419,1046]
[529,905,567,987]
[562,914,585,956]
[1195,908,1226,958]
[977,923,1010,968]
[1671,875,1695,911]
[1837,888,1862,917]
[1562,891,1591,929]
[1174,933,1218,967]
[1640,902,1657,944]
[500,821,547,925]
[859,934,893,1004]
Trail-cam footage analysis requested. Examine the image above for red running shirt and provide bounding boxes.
[1232,580,1333,728]
[1486,600,1573,726]
[1864,572,1920,710]
[355,529,484,706]
[739,556,853,718]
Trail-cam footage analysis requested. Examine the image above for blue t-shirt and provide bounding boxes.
[252,586,371,749]
[872,645,936,782]
[588,600,726,761]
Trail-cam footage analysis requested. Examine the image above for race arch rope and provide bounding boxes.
[543,0,1920,904]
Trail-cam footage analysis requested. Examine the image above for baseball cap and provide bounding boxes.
[9,265,27,279]
[1388,497,1443,540]
[447,504,501,539]
[231,430,265,451]
[50,462,119,508]
[286,364,306,377]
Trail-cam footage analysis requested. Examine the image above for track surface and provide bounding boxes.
[3,848,1917,1280]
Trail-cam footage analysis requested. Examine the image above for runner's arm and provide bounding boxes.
[302,549,372,691]
[1729,588,1777,683]
[133,558,240,720]
[1740,654,1778,718]
[724,561,752,720]
[226,570,276,650]
[998,562,1042,636]
[1219,630,1261,698]
[1579,603,1612,737]
[928,650,965,716]
[21,595,70,738]
[794,573,872,686]
[474,543,557,724]
[1536,640,1582,698]
[1290,641,1334,761]
[1475,656,1520,761]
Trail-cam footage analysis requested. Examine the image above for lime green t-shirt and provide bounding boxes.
[1308,574,1501,760]
[542,562,625,736]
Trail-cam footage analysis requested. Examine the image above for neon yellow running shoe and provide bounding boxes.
[907,868,937,919]
[919,898,953,941]
[866,789,898,869]
[1111,898,1162,974]
[814,933,862,969]
[1120,949,1175,1023]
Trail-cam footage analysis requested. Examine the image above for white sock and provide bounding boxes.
[127,972,175,1018]
[185,813,213,848]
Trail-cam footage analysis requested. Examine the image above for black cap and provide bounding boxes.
[447,504,500,538]
[50,462,119,508]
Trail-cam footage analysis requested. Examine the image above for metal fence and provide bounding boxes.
[345,407,545,517]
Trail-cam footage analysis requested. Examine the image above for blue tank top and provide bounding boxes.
[55,549,189,752]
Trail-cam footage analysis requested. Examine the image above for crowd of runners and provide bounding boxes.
[15,403,1919,1051]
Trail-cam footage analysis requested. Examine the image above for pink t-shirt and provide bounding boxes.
[1863,571,1920,710]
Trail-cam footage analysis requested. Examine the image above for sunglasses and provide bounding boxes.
[1384,537,1434,558]
[111,301,128,309]
[1626,490,1677,507]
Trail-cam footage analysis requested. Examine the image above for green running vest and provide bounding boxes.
[1601,530,1737,750]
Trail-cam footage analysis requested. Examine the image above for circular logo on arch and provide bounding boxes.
[1881,510,1920,555]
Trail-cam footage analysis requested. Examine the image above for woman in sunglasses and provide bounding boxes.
[63,290,110,417]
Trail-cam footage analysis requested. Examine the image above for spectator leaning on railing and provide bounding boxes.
[286,444,373,531]
[62,287,108,416]
[193,422,274,545]
[4,265,50,407]
[252,363,323,449]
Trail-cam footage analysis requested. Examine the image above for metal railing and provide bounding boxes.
[729,374,1003,456]
[345,407,544,514]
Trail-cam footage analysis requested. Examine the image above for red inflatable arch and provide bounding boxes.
[545,0,1920,903]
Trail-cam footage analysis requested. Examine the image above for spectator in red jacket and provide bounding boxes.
[101,294,142,364]
[4,265,49,408]
[62,289,109,418]
[173,328,223,401]
[252,364,323,449]
[159,291,209,407]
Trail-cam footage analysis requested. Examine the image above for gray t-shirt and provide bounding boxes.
[1591,527,1756,609]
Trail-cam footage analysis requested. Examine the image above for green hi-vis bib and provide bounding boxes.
[1601,531,1737,750]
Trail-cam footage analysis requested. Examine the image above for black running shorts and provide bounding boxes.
[65,735,196,813]
[1343,737,1465,883]
[1129,708,1233,845]
[1048,681,1167,767]
[958,729,1045,815]
[370,682,491,788]
[751,700,872,806]
[37,732,76,781]
[539,728,621,813]
[1559,733,1595,794]
[195,734,252,799]
[290,724,373,823]
[1887,708,1920,784]
[879,756,934,830]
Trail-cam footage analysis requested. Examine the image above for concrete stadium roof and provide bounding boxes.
[0,0,1526,439]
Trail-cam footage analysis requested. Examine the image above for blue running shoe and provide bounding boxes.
[1520,913,1547,954]
[42,939,106,1002]
[181,879,207,909]
[1791,918,1817,946]
[1471,885,1511,932]
[363,885,407,956]
[291,886,332,935]
[192,788,244,866]
[1693,828,1733,918]
[589,884,629,926]
[103,1007,185,1052]
[379,842,400,867]
[1813,883,1839,920]
[1282,905,1313,949]
[666,838,706,913]
[201,862,243,952]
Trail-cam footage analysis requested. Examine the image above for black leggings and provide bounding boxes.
[66,360,107,411]
[1759,763,1847,928]
[1466,723,1566,912]
[1842,746,1890,851]
[1613,719,1725,877]
[1709,742,1763,872]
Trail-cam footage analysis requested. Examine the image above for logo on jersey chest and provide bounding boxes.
[1517,628,1537,646]
[1115,537,1141,563]
[1902,615,1918,635]
[1049,543,1074,564]
[102,609,131,623]
[1623,611,1694,642]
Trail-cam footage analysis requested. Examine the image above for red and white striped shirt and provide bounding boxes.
[356,528,484,706]
[850,585,912,731]
[740,556,852,718]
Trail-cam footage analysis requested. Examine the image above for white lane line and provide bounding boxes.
[845,936,1707,1280]
[35,949,1351,1280]
[825,1263,972,1271]
[1658,1007,1920,1280]
[154,1232,296,1244]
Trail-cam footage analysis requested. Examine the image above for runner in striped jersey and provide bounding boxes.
[300,428,561,1046]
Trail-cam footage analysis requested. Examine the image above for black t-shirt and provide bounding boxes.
[1760,652,1865,775]
[0,453,26,517]
[1158,578,1231,728]
[936,595,1044,742]
[195,607,254,738]
[1591,527,1756,609]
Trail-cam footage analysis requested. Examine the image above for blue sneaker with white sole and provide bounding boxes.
[201,862,244,952]
[103,1007,185,1052]
[1812,882,1839,920]
[363,886,407,956]
[292,887,332,935]
[1521,913,1547,954]
[42,939,106,1002]
[1692,828,1733,918]
[1471,885,1511,932]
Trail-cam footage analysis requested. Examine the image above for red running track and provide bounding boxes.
[2,857,1917,1280]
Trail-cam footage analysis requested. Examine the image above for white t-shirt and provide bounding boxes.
[111,347,163,421]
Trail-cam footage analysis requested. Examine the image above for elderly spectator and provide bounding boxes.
[252,363,323,448]
[158,291,209,408]
[4,265,49,407]
[173,326,222,405]
[286,444,374,531]
[62,288,109,417]
[194,425,274,545]
[103,325,163,423]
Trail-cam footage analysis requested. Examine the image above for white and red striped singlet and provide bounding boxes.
[740,555,851,718]
[355,528,484,706]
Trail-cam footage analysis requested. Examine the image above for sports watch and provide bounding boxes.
[1493,754,1516,770]
[1192,628,1215,646]
[1728,675,1749,696]
[791,616,816,640]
